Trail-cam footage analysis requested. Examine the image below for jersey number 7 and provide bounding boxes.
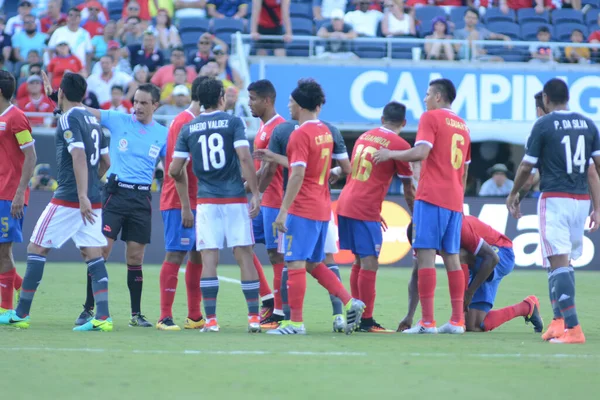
[319,148,331,185]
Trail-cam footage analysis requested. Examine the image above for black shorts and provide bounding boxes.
[102,186,152,244]
[256,25,284,51]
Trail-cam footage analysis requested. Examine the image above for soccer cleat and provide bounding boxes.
[248,315,261,333]
[438,320,466,334]
[261,314,284,330]
[523,295,544,333]
[0,307,6,314]
[73,318,113,332]
[200,318,220,332]
[129,313,153,327]
[184,316,206,330]
[550,325,585,344]
[74,305,94,326]
[542,318,565,341]
[332,314,345,333]
[0,309,30,329]
[260,302,274,323]
[156,317,181,331]
[402,320,438,334]
[266,321,306,335]
[344,298,366,335]
[359,318,395,333]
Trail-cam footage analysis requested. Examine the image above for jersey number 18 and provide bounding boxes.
[561,135,586,174]
[199,133,226,171]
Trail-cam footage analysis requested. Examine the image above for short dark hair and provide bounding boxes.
[291,78,326,112]
[543,78,569,105]
[111,85,124,93]
[534,91,546,114]
[247,79,277,103]
[68,7,80,15]
[382,101,406,124]
[572,28,583,36]
[198,78,224,109]
[191,75,209,102]
[538,26,550,34]
[0,70,15,101]
[127,16,141,23]
[171,46,185,55]
[174,66,187,74]
[29,62,42,72]
[137,83,161,104]
[464,7,479,18]
[429,78,456,104]
[60,72,87,102]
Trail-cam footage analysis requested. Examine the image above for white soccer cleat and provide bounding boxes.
[266,321,306,335]
[248,315,261,333]
[332,314,345,333]
[344,298,366,335]
[402,320,438,334]
[438,321,465,334]
[200,318,220,332]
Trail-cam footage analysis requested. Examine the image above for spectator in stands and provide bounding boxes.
[91,20,117,61]
[159,66,192,103]
[424,17,455,61]
[156,84,191,121]
[543,0,581,10]
[126,64,150,101]
[120,17,145,46]
[313,0,349,20]
[529,26,560,63]
[19,50,42,78]
[101,85,134,113]
[224,86,245,118]
[174,0,208,19]
[317,9,358,59]
[250,0,292,56]
[81,1,105,37]
[0,17,12,63]
[500,0,545,14]
[588,13,600,63]
[17,75,55,127]
[48,7,93,69]
[208,0,248,19]
[5,1,41,36]
[453,8,510,61]
[150,0,175,18]
[87,54,133,104]
[381,0,416,37]
[200,60,220,78]
[122,0,153,22]
[479,164,514,196]
[564,29,590,64]
[92,40,133,75]
[213,45,243,89]
[30,164,58,192]
[150,8,182,50]
[188,33,228,73]
[12,14,47,63]
[40,0,66,35]
[17,63,42,100]
[47,42,85,90]
[151,46,197,88]
[128,30,165,75]
[344,0,383,37]
[79,0,109,23]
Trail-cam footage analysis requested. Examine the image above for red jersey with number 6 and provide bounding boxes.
[254,114,285,208]
[461,215,513,255]
[337,127,412,222]
[287,120,333,221]
[415,108,471,212]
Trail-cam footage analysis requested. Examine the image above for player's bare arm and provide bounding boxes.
[462,163,469,191]
[71,147,96,225]
[589,157,600,232]
[98,153,110,179]
[463,242,499,311]
[397,259,419,331]
[174,162,194,229]
[11,145,37,219]
[401,178,415,214]
[258,160,277,193]
[506,161,534,219]
[274,165,305,233]
[373,143,431,164]
[254,148,289,168]
[236,145,261,219]
[82,105,102,121]
[329,158,351,184]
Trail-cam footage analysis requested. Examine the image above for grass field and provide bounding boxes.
[1,263,600,399]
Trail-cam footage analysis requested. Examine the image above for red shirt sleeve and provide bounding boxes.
[73,56,84,72]
[415,111,437,148]
[460,217,484,255]
[287,128,309,168]
[392,137,412,177]
[465,139,471,164]
[100,102,110,110]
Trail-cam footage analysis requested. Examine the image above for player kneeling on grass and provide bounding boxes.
[398,216,543,334]
[169,77,263,333]
[0,73,113,331]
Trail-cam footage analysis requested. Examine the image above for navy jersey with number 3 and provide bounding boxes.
[525,110,600,194]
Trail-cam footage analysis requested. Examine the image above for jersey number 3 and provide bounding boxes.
[90,129,100,166]
[561,135,586,174]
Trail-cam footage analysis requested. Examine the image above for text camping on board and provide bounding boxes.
[250,63,600,126]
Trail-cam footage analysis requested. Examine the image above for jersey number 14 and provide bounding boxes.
[561,135,586,174]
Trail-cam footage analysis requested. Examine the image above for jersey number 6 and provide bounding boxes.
[451,133,465,170]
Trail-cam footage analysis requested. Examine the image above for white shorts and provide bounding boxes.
[538,195,590,268]
[31,203,107,249]
[324,210,339,255]
[196,203,254,250]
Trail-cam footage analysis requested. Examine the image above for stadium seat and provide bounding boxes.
[353,42,387,59]
[520,22,554,41]
[391,42,419,60]
[179,18,210,33]
[315,18,331,32]
[291,17,314,35]
[63,0,86,12]
[212,18,245,36]
[106,0,122,14]
[415,7,447,32]
[484,8,516,23]
[586,9,600,25]
[590,23,600,34]
[486,21,521,40]
[290,3,313,19]
[552,9,584,24]
[555,23,588,41]
[449,6,469,23]
[3,0,18,15]
[181,31,204,48]
[487,47,528,62]
[516,8,550,24]
[285,40,311,57]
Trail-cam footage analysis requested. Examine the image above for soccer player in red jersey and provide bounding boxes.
[267,79,364,335]
[0,71,37,315]
[337,101,415,333]
[247,79,287,327]
[374,79,471,334]
[157,76,207,331]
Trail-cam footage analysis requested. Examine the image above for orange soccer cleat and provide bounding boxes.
[541,318,565,341]
[550,325,586,344]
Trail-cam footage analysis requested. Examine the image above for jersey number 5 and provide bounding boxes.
[351,144,376,182]
[199,133,226,171]
[90,129,100,166]
[451,133,465,170]
[561,135,586,174]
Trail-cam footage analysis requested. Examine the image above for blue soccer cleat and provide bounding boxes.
[0,309,30,329]
[73,318,113,332]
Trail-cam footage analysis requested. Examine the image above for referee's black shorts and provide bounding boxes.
[102,183,152,244]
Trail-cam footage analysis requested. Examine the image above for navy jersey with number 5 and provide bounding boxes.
[525,110,600,194]
[174,111,248,202]
[54,107,108,205]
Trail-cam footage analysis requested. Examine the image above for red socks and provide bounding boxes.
[350,264,360,298]
[310,263,352,305]
[0,268,16,310]
[14,272,22,291]
[185,261,203,320]
[447,269,465,324]
[418,268,436,324]
[358,269,376,319]
[253,254,272,299]
[159,261,180,320]
[272,263,284,311]
[288,268,306,323]
[461,264,470,289]
[482,301,530,331]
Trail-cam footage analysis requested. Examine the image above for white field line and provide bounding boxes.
[179,268,241,285]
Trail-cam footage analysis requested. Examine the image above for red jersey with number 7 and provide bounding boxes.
[286,120,334,221]
[253,114,285,208]
[415,108,471,212]
[337,127,412,222]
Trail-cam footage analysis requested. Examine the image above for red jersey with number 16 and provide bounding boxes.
[254,114,285,208]
[0,105,34,205]
[460,215,513,254]
[287,120,333,221]
[415,108,471,212]
[337,127,412,222]
[160,108,197,211]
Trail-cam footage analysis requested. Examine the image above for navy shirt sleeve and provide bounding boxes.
[62,114,85,153]
[232,117,249,148]
[269,125,285,155]
[329,124,348,160]
[524,119,544,165]
[590,120,600,158]
[174,124,191,157]
[100,128,109,154]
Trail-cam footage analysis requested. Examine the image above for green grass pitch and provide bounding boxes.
[2,263,600,399]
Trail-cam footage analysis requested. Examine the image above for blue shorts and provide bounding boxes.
[338,215,382,258]
[0,200,26,243]
[252,206,279,250]
[469,246,515,313]
[162,209,196,252]
[412,200,462,254]
[282,214,328,263]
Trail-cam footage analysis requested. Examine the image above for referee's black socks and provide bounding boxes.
[127,265,144,315]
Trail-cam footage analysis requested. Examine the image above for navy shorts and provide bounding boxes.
[281,214,328,263]
[0,200,26,243]
[338,215,382,258]
[252,206,279,250]
[469,246,515,313]
[162,209,196,252]
[412,200,462,254]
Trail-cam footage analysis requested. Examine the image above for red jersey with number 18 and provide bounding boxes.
[415,109,471,212]
[287,120,334,222]
[337,127,412,222]
[253,114,285,208]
